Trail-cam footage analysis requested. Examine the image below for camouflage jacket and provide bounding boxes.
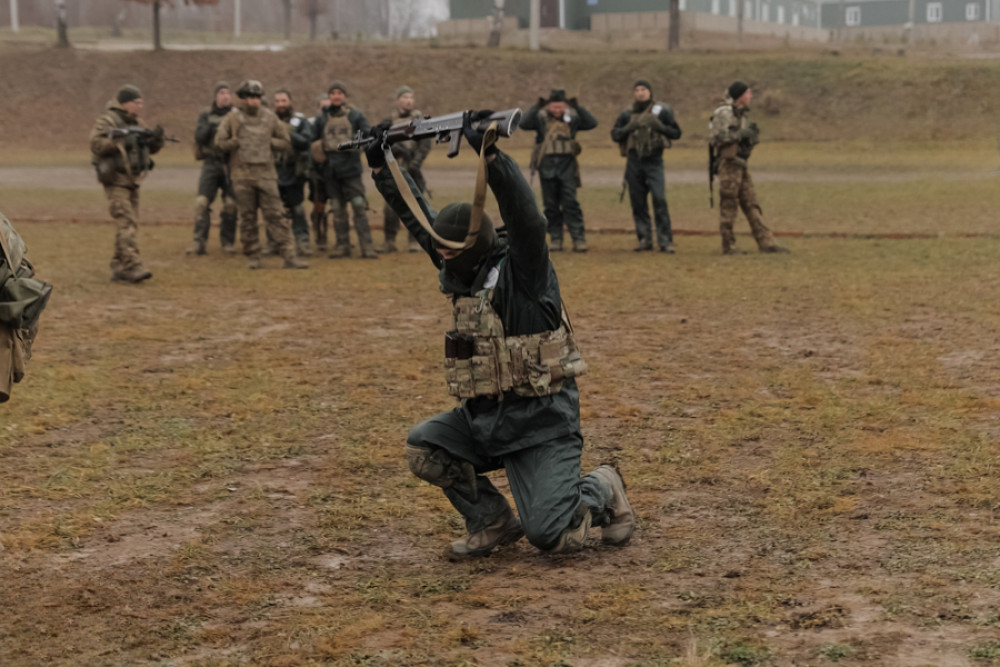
[214,105,290,181]
[710,99,758,162]
[382,108,432,174]
[89,101,164,188]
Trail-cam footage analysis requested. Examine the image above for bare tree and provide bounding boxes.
[55,0,69,48]
[668,0,680,50]
[282,0,292,41]
[487,0,504,47]
[124,0,220,51]
[301,0,327,41]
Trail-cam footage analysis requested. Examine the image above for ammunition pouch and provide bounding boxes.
[443,293,587,400]
[92,154,117,185]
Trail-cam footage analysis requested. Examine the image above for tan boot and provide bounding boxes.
[546,507,592,554]
[572,240,588,253]
[283,255,309,269]
[186,239,206,255]
[590,465,635,546]
[360,244,380,260]
[450,508,523,558]
[328,244,352,259]
[111,265,153,284]
[376,240,398,254]
[247,256,262,270]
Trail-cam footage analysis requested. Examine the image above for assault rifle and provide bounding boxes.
[107,126,180,144]
[338,108,522,158]
[708,144,718,208]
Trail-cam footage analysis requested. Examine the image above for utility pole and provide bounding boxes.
[668,0,680,50]
[529,0,540,50]
[9,0,18,33]
[737,0,743,42]
[905,0,915,42]
[234,0,242,38]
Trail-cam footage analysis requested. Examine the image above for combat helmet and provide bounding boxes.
[237,80,264,99]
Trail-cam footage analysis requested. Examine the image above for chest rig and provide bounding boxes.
[443,263,587,400]
[322,107,353,152]
[235,110,272,165]
[539,115,579,159]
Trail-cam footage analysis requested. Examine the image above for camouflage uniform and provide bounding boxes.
[310,101,374,258]
[214,102,302,267]
[709,98,780,253]
[306,108,330,251]
[611,97,682,251]
[192,101,237,252]
[380,106,432,253]
[275,107,313,254]
[89,96,164,280]
[519,94,598,252]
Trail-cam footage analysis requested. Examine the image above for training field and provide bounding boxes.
[3,45,1000,666]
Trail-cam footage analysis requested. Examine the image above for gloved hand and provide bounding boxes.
[462,109,497,156]
[568,97,579,110]
[536,97,547,109]
[152,125,165,141]
[364,121,391,170]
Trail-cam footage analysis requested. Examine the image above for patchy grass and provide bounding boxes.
[2,209,1000,665]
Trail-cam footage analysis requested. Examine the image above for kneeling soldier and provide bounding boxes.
[368,112,635,558]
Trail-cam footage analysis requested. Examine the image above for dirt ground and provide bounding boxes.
[2,44,1000,667]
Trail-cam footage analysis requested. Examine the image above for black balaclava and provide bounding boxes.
[433,203,499,293]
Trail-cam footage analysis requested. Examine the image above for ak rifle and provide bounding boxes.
[338,108,521,158]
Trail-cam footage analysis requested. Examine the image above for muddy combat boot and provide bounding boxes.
[247,255,262,270]
[634,241,653,252]
[221,243,237,255]
[111,265,153,284]
[297,239,314,257]
[722,247,745,255]
[760,245,790,253]
[572,240,588,253]
[186,239,207,256]
[360,244,380,260]
[328,244,352,259]
[450,508,524,559]
[546,505,592,554]
[283,256,309,269]
[376,239,398,254]
[660,242,675,254]
[590,465,635,546]
[549,237,564,253]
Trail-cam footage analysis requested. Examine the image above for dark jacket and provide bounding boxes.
[519,104,598,180]
[194,103,232,162]
[275,110,311,187]
[310,105,371,180]
[610,100,682,162]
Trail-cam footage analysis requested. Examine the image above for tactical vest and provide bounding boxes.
[235,110,272,165]
[710,103,750,160]
[443,272,587,400]
[538,114,580,159]
[93,110,151,184]
[322,106,353,152]
[277,112,309,178]
[626,103,670,158]
[195,109,227,161]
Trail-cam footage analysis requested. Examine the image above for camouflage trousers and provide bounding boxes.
[105,184,142,272]
[232,178,294,259]
[717,160,776,252]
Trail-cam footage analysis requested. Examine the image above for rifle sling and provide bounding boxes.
[384,121,499,251]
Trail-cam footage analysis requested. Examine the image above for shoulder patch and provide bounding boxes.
[651,104,663,115]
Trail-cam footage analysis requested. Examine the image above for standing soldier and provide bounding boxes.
[709,82,788,254]
[273,89,313,256]
[188,82,238,256]
[307,95,331,252]
[89,84,165,283]
[213,80,307,270]
[611,80,682,253]
[378,85,432,254]
[309,81,376,259]
[519,89,597,253]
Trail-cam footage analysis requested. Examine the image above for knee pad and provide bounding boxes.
[194,195,210,218]
[349,196,368,214]
[405,443,477,501]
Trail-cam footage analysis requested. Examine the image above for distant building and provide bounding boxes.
[448,0,998,30]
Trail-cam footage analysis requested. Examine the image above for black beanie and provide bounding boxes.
[548,89,567,103]
[633,80,652,93]
[116,85,143,104]
[728,81,749,100]
[433,203,498,287]
[328,80,348,95]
